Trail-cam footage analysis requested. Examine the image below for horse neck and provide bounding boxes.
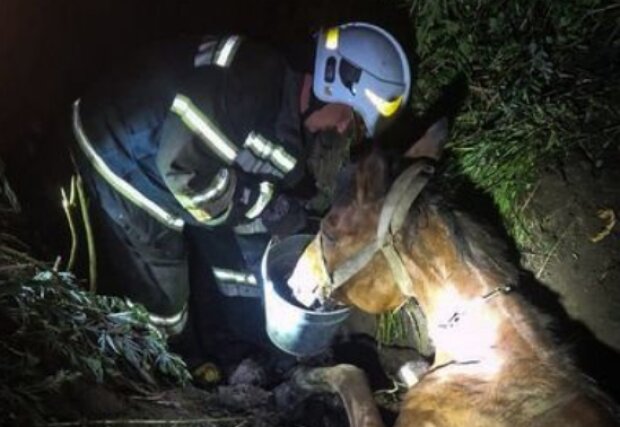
[399,214,547,373]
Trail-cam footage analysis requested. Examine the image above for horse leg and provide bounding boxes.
[295,364,385,427]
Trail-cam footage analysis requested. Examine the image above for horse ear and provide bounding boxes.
[405,118,449,160]
[356,151,388,204]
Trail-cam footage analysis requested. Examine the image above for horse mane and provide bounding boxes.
[333,151,520,287]
[402,181,620,410]
[400,177,564,332]
[327,152,620,418]
[402,179,520,289]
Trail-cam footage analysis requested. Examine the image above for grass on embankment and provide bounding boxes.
[378,0,619,345]
[410,0,618,247]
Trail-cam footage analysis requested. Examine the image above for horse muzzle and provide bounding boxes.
[287,235,333,308]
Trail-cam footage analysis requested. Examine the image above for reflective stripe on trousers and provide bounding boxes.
[213,267,257,286]
[126,300,188,337]
[212,267,260,298]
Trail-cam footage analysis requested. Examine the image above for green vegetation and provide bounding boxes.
[0,237,190,423]
[376,310,407,346]
[410,0,619,246]
[377,0,619,345]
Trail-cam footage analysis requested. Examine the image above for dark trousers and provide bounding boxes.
[76,156,272,367]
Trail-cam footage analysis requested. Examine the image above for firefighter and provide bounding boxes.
[71,22,411,370]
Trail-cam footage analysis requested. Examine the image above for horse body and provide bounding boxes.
[392,214,612,426]
[289,120,618,426]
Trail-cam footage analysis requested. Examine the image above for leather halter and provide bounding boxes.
[314,159,434,355]
[318,160,435,300]
[315,159,515,357]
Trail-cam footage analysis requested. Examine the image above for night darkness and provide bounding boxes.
[1,1,619,425]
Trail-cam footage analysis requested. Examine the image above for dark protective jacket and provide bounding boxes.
[74,35,305,231]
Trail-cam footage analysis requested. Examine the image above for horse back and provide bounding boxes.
[396,369,619,427]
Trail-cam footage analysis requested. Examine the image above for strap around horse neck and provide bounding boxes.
[376,161,435,295]
[377,161,435,242]
[322,160,436,357]
[327,160,435,295]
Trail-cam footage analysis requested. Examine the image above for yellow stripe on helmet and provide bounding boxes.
[364,89,403,117]
[325,27,339,50]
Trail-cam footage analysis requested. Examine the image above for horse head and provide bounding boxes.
[289,118,620,426]
[288,118,451,315]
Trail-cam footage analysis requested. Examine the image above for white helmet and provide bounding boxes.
[313,22,412,137]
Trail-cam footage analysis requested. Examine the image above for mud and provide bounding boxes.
[523,150,620,352]
[1,1,618,423]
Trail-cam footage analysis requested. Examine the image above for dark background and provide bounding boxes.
[0,0,415,151]
[0,0,414,255]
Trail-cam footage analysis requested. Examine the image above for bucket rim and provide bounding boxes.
[263,234,352,316]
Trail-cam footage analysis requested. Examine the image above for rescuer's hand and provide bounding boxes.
[260,194,307,237]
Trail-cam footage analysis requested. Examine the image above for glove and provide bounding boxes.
[260,194,307,237]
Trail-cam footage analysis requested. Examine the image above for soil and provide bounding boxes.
[331,145,620,411]
[4,131,620,427]
[522,150,620,352]
[2,1,619,424]
[6,146,614,426]
[3,106,618,427]
[3,122,619,427]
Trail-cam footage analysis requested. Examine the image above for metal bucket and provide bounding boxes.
[261,234,351,357]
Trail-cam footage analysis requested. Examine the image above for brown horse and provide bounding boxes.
[290,119,619,427]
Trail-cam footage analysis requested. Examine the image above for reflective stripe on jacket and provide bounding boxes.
[77,34,305,229]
